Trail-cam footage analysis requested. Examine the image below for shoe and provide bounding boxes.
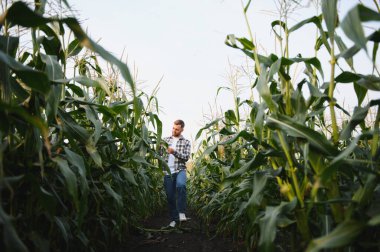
[169,221,176,228]
[179,213,187,222]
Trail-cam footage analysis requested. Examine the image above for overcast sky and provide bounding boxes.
[73,0,379,144]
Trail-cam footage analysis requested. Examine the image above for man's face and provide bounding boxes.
[172,124,183,137]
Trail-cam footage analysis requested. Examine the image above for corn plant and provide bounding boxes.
[0,1,166,251]
[189,0,380,251]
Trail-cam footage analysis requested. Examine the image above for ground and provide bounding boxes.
[122,209,244,252]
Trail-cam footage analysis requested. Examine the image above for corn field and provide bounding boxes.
[0,0,380,251]
[0,1,167,251]
[189,0,380,251]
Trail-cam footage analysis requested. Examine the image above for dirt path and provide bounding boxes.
[122,209,243,252]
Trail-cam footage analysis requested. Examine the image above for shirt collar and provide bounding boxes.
[170,135,184,140]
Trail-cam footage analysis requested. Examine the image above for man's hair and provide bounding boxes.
[174,119,185,128]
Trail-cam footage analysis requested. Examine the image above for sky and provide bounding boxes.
[73,0,379,144]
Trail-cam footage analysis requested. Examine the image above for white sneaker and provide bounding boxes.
[179,213,187,222]
[169,221,176,228]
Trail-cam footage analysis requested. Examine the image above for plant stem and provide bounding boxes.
[371,106,380,157]
[328,37,339,144]
[285,27,292,115]
[240,0,261,75]
[277,130,304,208]
[312,0,320,87]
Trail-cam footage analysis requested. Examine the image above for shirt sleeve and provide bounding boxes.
[173,140,191,161]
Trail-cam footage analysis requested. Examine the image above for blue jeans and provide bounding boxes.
[164,170,187,221]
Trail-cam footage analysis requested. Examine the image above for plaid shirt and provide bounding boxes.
[161,135,191,173]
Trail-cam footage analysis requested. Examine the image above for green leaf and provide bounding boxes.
[0,102,49,139]
[85,142,102,168]
[337,30,379,60]
[0,50,50,95]
[225,109,238,125]
[335,35,354,70]
[259,200,297,252]
[219,130,255,145]
[341,5,367,51]
[271,20,287,41]
[336,72,380,91]
[266,114,338,156]
[83,105,102,144]
[0,206,28,252]
[247,173,268,206]
[257,66,277,112]
[307,82,327,98]
[268,58,281,81]
[337,43,361,60]
[103,182,123,207]
[289,15,322,33]
[321,135,362,182]
[0,35,19,57]
[203,144,218,156]
[227,152,265,179]
[118,165,138,186]
[373,40,379,65]
[322,0,338,39]
[352,173,378,209]
[254,103,266,142]
[52,157,79,209]
[38,24,63,58]
[41,54,63,123]
[243,0,252,13]
[306,220,365,252]
[1,2,136,96]
[357,5,380,22]
[236,37,255,51]
[354,82,367,106]
[66,38,83,57]
[54,217,70,244]
[195,118,220,140]
[1,1,53,27]
[63,18,136,95]
[340,105,370,140]
[57,108,90,144]
[10,76,29,102]
[368,213,380,226]
[133,97,144,126]
[130,154,155,167]
[40,54,63,82]
[291,81,307,121]
[283,57,324,79]
[225,35,274,67]
[64,147,89,193]
[153,114,162,148]
[335,71,360,83]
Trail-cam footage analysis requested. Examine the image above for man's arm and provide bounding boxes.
[173,140,191,161]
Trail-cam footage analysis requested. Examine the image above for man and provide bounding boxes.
[161,119,191,228]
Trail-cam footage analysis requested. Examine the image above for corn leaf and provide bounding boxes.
[52,157,79,209]
[341,5,367,52]
[306,220,365,252]
[118,165,138,186]
[266,114,338,156]
[0,206,28,252]
[322,0,338,39]
[259,200,297,252]
[0,50,50,95]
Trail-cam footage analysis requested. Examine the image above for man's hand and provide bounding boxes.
[167,147,175,154]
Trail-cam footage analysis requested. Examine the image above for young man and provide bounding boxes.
[161,119,191,228]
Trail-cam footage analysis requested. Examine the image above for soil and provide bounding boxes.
[121,209,244,252]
